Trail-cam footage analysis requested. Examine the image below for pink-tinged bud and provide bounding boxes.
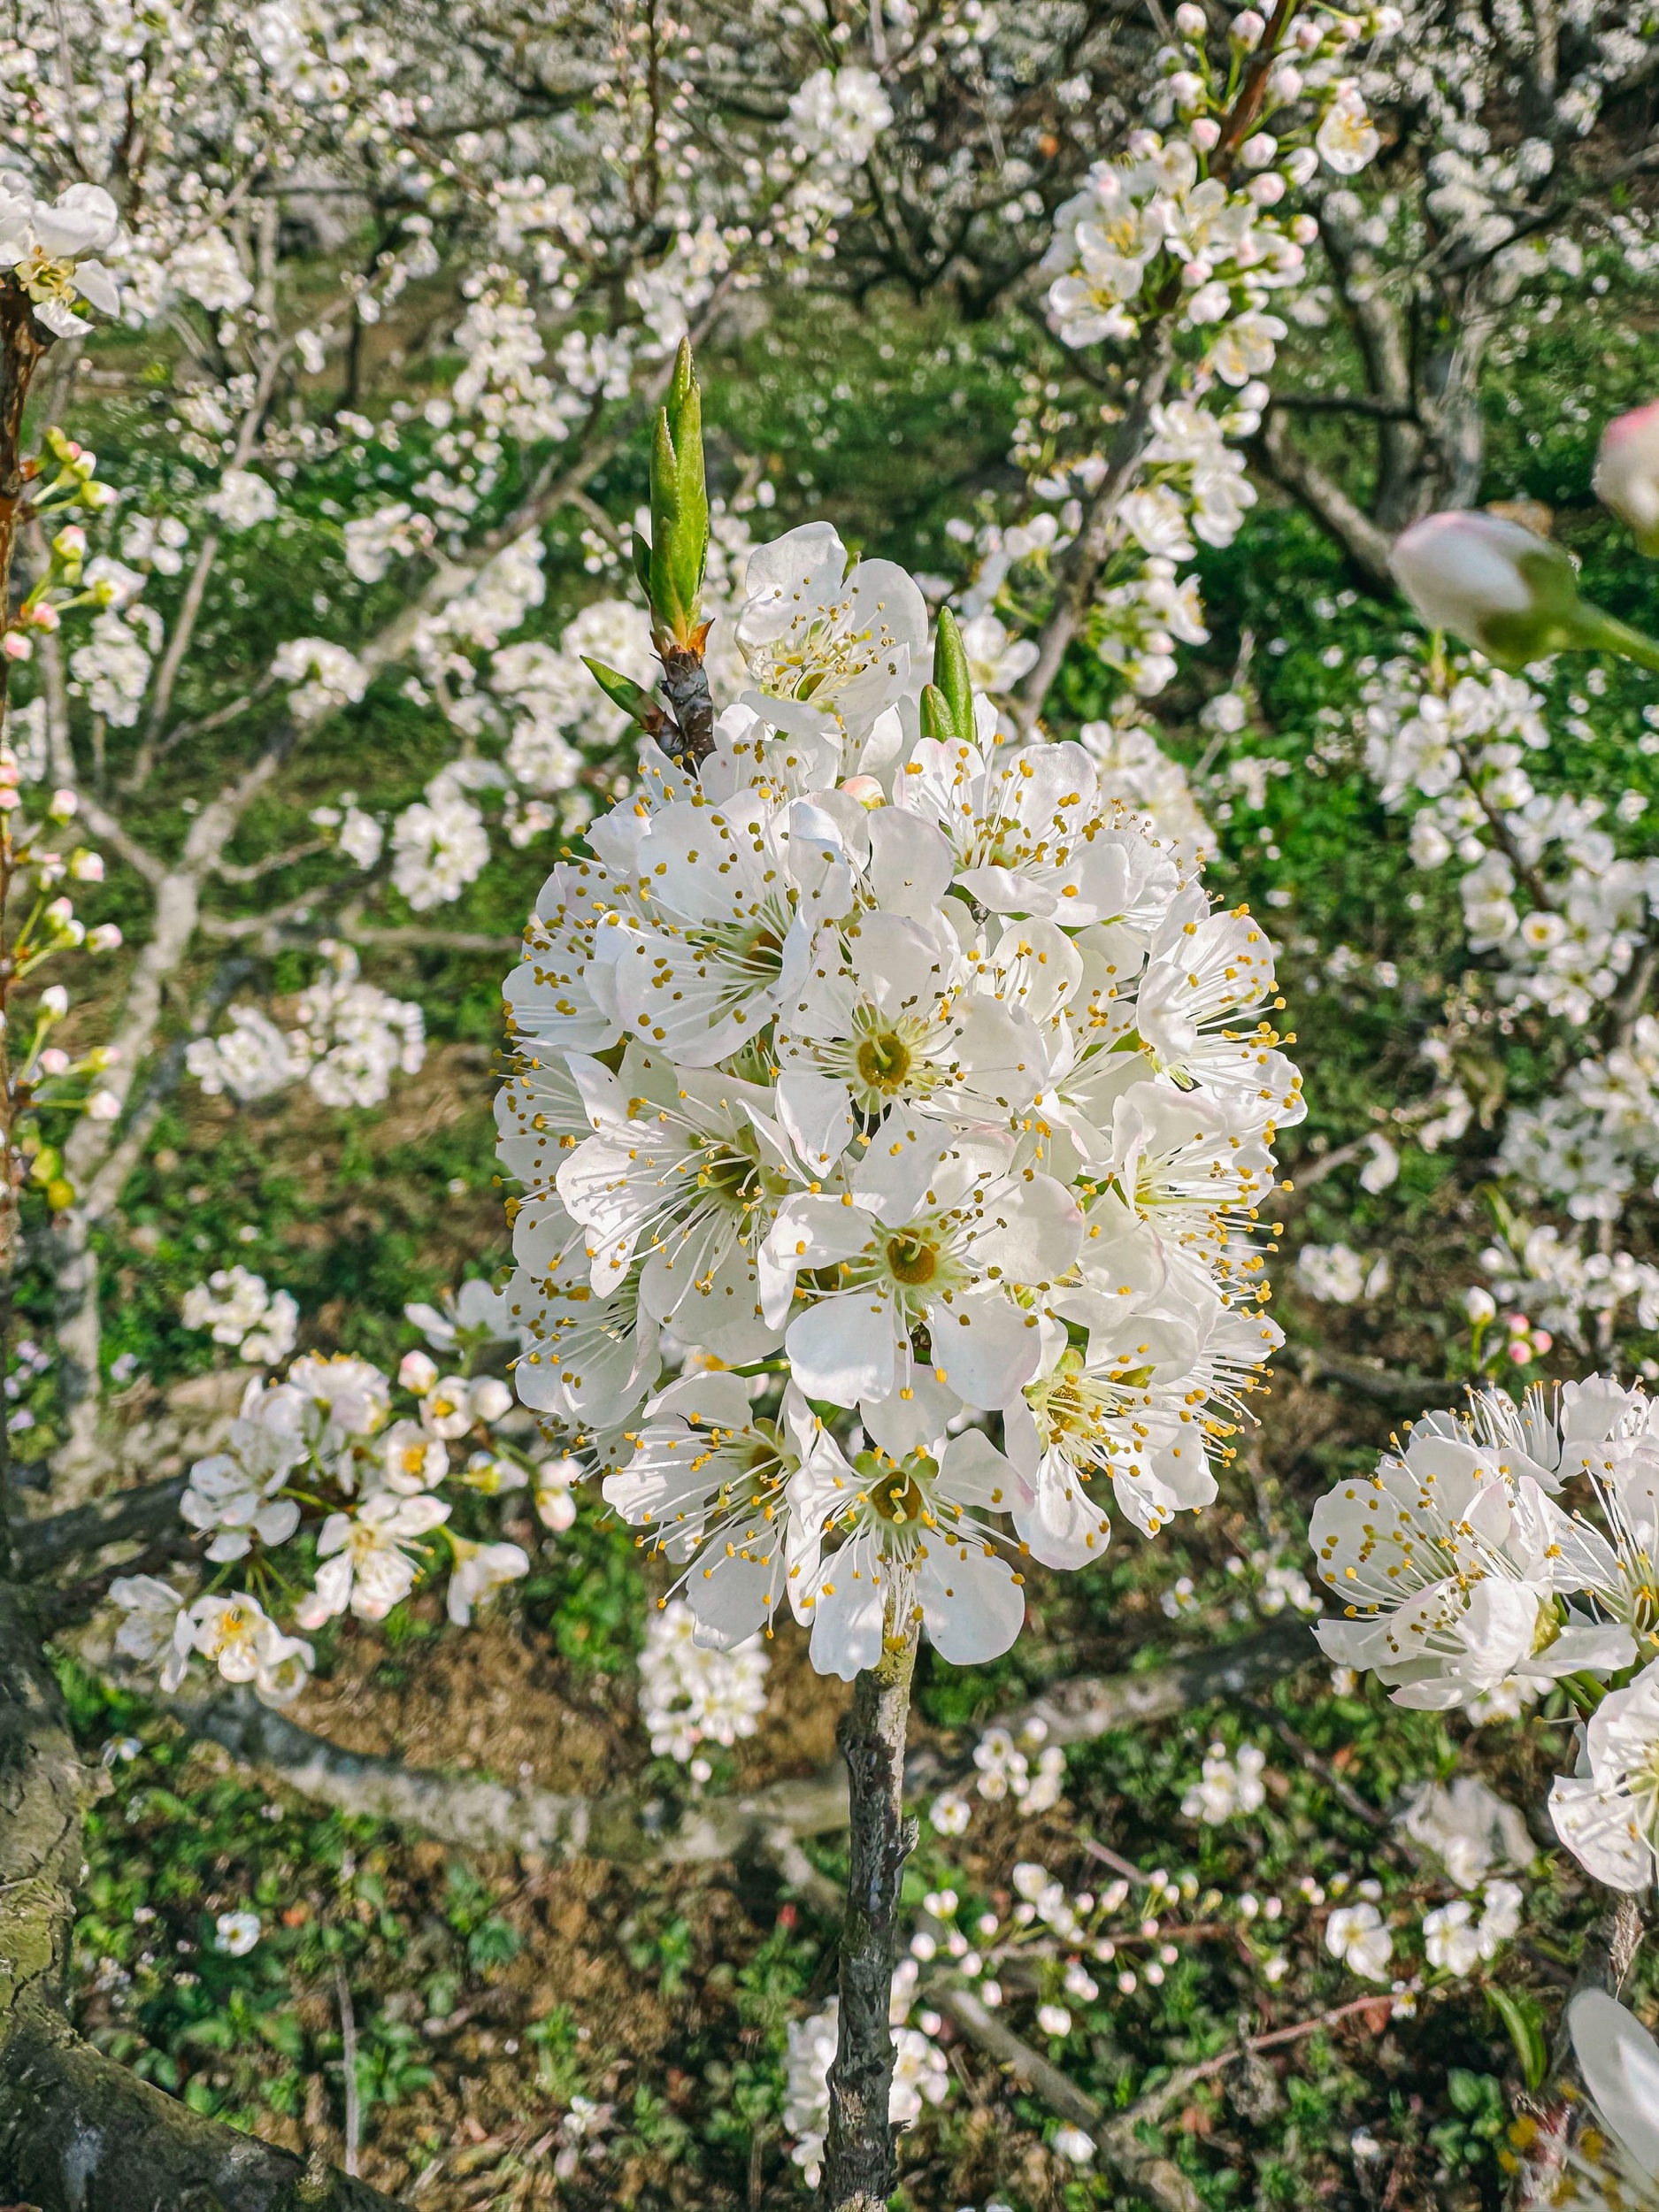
[839,775,885,809]
[1507,1339,1531,1364]
[1240,130,1277,167]
[1126,127,1161,157]
[37,1048,68,1076]
[27,602,59,632]
[49,787,77,819]
[1232,7,1266,45]
[69,849,102,881]
[1289,211,1319,242]
[86,923,122,951]
[1266,64,1302,102]
[0,790,20,811]
[1189,117,1221,151]
[1594,401,1659,555]
[1166,69,1203,107]
[400,1348,439,1394]
[1532,1329,1554,1354]
[3,633,32,662]
[1247,172,1286,205]
[1389,510,1590,668]
[1175,2,1208,36]
[85,1088,119,1122]
[52,524,87,558]
[1508,1313,1529,1333]
[39,986,68,1018]
[1292,14,1323,50]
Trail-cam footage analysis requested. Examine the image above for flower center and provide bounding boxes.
[856,1448,937,1528]
[885,1231,939,1286]
[856,1029,912,1094]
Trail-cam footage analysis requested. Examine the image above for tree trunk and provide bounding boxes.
[0,1581,408,2211]
[818,1632,918,2212]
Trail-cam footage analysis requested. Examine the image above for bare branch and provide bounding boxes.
[1250,411,1394,587]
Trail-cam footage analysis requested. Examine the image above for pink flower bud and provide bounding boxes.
[1247,172,1286,205]
[1126,128,1162,158]
[85,1088,119,1122]
[1190,116,1221,151]
[1532,1329,1554,1354]
[49,787,78,819]
[1240,130,1278,168]
[0,789,21,811]
[53,524,87,558]
[3,633,33,662]
[37,1048,68,1076]
[399,1348,439,1394]
[1507,1339,1531,1364]
[1175,2,1208,35]
[87,923,122,951]
[1267,65,1303,102]
[1594,401,1659,555]
[1389,510,1589,668]
[1232,7,1265,44]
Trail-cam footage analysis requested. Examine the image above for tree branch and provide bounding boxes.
[1250,410,1395,587]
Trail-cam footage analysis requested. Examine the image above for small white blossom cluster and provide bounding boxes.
[188,943,424,1112]
[1420,1881,1525,1975]
[1480,1220,1659,1348]
[637,1599,770,1772]
[1181,1740,1267,1824]
[1362,653,1658,1030]
[182,1266,299,1365]
[1306,1376,1659,1893]
[498,518,1302,1684]
[110,1292,538,1708]
[784,1959,948,2190]
[1294,1240,1389,1305]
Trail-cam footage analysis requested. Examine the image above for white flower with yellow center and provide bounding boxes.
[296,1493,452,1626]
[786,1432,1026,1678]
[733,520,927,744]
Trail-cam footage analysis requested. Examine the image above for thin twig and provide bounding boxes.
[334,1964,361,2178]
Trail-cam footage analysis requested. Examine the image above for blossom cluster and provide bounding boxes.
[110,1285,541,1707]
[188,942,425,1112]
[182,1266,299,1366]
[1307,1377,1659,1892]
[1361,652,1655,1031]
[497,517,1302,1682]
[637,1598,770,1774]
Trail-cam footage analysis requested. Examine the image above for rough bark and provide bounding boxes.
[819,1633,918,2212]
[0,1582,407,2212]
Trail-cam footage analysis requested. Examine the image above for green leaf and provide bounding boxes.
[932,607,974,741]
[1487,1987,1549,2091]
[581,657,662,732]
[919,683,956,744]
